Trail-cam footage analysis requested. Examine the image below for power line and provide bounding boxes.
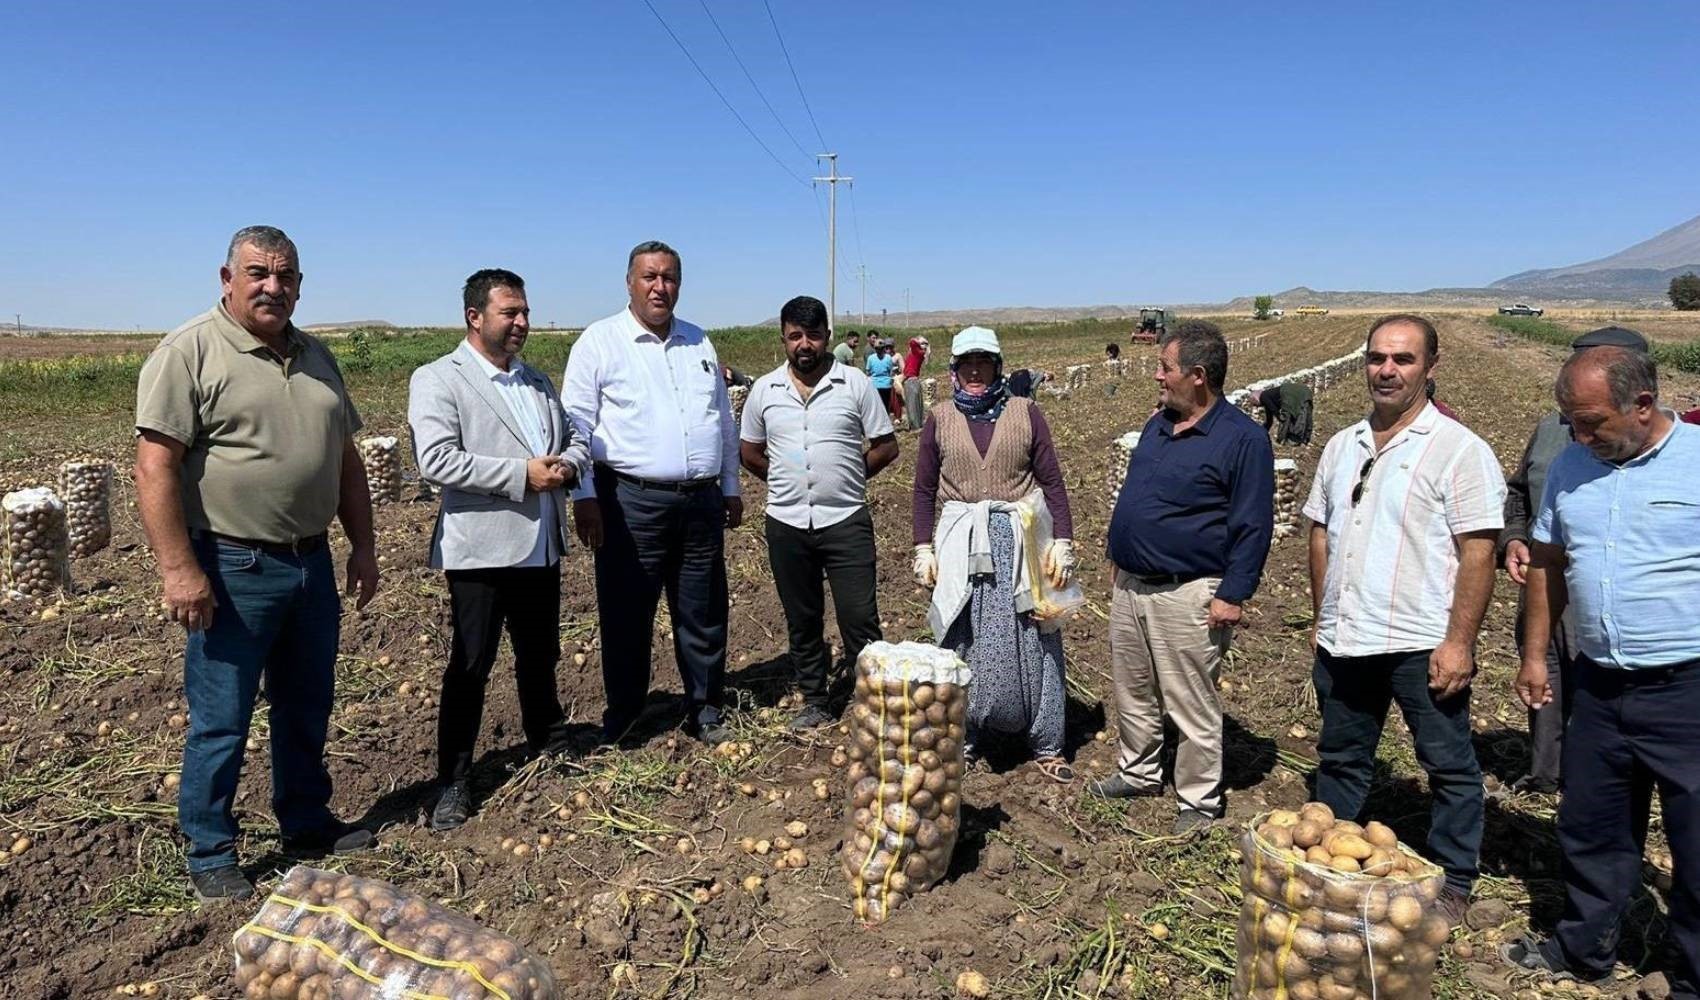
[696,0,813,163]
[639,0,809,187]
[762,0,829,151]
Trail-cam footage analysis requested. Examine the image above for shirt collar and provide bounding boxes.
[1159,395,1227,438]
[625,306,686,343]
[457,339,525,381]
[214,301,303,357]
[764,359,845,400]
[1352,400,1440,450]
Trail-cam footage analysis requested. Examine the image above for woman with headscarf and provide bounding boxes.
[911,327,1077,782]
[900,336,931,431]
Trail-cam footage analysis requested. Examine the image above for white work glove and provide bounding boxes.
[912,544,938,588]
[1042,539,1076,589]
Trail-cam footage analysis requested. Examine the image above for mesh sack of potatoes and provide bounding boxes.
[923,377,937,405]
[58,458,114,558]
[231,865,557,1000]
[1272,459,1300,540]
[358,436,404,505]
[3,488,71,599]
[842,641,974,922]
[1233,803,1449,1000]
[728,384,748,422]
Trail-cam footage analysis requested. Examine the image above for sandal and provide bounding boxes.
[1034,755,1075,784]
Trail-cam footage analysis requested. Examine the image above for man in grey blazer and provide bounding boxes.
[407,269,590,830]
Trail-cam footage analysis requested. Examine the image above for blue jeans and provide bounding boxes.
[179,536,341,873]
[1312,647,1483,894]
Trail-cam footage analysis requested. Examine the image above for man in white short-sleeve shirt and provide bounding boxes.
[1302,314,1505,921]
[740,296,899,729]
[560,240,741,745]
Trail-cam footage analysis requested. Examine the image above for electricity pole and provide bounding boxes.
[13,314,20,335]
[856,265,868,324]
[903,289,911,328]
[812,154,852,330]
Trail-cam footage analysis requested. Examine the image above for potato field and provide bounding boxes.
[3,311,1699,999]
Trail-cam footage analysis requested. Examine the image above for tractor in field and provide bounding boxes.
[1131,307,1167,344]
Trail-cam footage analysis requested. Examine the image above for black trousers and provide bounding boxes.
[593,469,727,739]
[764,509,883,709]
[1551,659,1700,998]
[439,563,564,784]
[1514,596,1578,784]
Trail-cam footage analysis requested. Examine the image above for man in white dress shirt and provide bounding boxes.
[407,269,589,830]
[562,241,742,745]
[1303,313,1504,924]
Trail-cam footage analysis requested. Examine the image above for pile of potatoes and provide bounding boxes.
[3,487,70,599]
[58,458,113,558]
[357,436,403,505]
[727,384,748,423]
[1234,803,1449,1000]
[841,641,972,923]
[922,377,937,405]
[232,866,556,1000]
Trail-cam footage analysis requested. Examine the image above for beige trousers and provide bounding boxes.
[1108,570,1230,815]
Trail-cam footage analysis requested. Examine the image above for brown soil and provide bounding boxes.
[0,315,1689,999]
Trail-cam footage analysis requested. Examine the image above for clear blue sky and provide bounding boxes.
[2,1,1696,330]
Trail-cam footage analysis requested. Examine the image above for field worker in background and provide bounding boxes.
[1255,382,1314,447]
[561,241,741,746]
[1105,342,1120,361]
[406,269,590,831]
[900,336,931,431]
[864,338,899,418]
[1425,378,1460,420]
[1303,313,1504,924]
[833,329,861,366]
[1095,320,1275,834]
[133,225,378,902]
[1497,326,1651,797]
[1504,347,1700,997]
[913,326,1077,782]
[739,296,900,730]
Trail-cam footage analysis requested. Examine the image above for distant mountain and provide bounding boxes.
[1492,213,1700,301]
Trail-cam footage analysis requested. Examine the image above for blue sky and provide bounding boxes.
[2,1,1696,330]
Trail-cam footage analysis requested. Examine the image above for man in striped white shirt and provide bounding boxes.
[1303,314,1505,923]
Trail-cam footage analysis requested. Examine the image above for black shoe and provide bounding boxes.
[1086,774,1162,800]
[692,710,733,746]
[788,705,836,731]
[1500,934,1610,984]
[1509,774,1560,796]
[1173,810,1218,835]
[530,724,577,759]
[431,782,473,831]
[190,864,255,903]
[282,819,375,856]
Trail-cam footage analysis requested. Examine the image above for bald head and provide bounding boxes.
[1556,346,1667,463]
[1556,346,1657,413]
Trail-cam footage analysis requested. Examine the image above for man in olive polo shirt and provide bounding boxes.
[134,225,380,902]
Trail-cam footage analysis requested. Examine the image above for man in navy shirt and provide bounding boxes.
[1091,320,1275,833]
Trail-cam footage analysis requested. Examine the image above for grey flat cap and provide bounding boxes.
[1572,326,1650,353]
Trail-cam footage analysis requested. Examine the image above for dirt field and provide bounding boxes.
[1,313,1693,999]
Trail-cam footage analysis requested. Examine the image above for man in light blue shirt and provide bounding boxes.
[1505,345,1700,998]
